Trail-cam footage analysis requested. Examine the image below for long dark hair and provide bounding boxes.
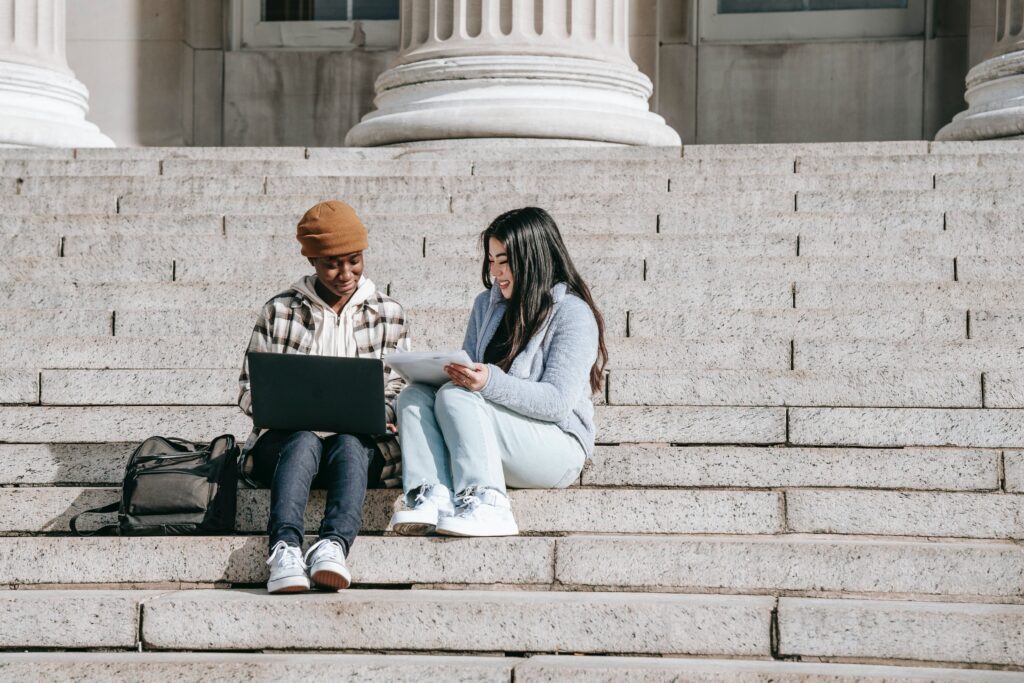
[480,207,608,395]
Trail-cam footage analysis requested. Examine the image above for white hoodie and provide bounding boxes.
[290,274,377,357]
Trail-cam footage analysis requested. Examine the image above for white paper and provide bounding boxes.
[385,350,474,387]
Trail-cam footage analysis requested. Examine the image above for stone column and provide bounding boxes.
[0,0,112,147]
[346,0,680,147]
[937,0,1024,140]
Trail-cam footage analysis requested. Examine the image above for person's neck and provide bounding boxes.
[314,278,354,314]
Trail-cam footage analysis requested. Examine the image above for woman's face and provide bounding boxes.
[310,251,364,300]
[488,236,513,299]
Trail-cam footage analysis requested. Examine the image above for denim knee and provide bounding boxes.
[282,430,321,456]
[434,381,479,420]
[324,433,370,462]
[397,382,437,417]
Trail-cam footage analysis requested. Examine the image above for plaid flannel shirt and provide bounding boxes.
[237,286,410,488]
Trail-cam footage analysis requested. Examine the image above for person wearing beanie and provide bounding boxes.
[236,200,410,594]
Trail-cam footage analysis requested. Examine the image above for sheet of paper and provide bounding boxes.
[385,350,474,387]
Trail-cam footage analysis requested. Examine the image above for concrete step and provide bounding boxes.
[141,588,776,655]
[777,597,1024,666]
[659,210,944,234]
[425,232,798,259]
[669,171,934,191]
[795,282,1024,309]
[516,656,1024,682]
[1,443,1002,490]
[159,159,475,177]
[0,258,173,284]
[115,191,797,216]
[786,490,1024,539]
[627,308,964,341]
[582,445,1000,491]
[935,172,1024,191]
[0,405,787,444]
[797,153,1024,173]
[0,590,150,649]
[76,147,309,161]
[0,335,780,372]
[799,230,1024,258]
[18,175,267,196]
[0,653,1017,683]
[11,486,1023,539]
[2,588,1019,664]
[223,211,658,236]
[686,141,931,158]
[0,195,115,214]
[1,535,1020,600]
[607,368,980,408]
[5,487,784,536]
[59,234,424,260]
[984,372,1024,408]
[794,340,1024,372]
[18,172,962,197]
[450,157,795,176]
[796,190,1024,213]
[959,257,1024,281]
[790,407,1024,448]
[0,214,224,236]
[0,653,517,682]
[966,310,1024,343]
[117,193,453,216]
[0,159,159,176]
[644,256,954,281]
[390,280,795,310]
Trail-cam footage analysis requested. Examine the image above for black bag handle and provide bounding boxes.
[69,502,120,537]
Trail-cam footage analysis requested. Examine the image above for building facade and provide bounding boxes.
[2,0,1019,147]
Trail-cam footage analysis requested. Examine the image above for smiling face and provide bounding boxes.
[488,236,513,299]
[309,251,364,303]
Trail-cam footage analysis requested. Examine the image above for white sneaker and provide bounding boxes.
[266,541,309,594]
[390,482,454,536]
[304,538,351,591]
[436,486,519,537]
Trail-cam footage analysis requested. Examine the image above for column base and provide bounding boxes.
[936,50,1024,141]
[0,60,113,148]
[346,56,681,148]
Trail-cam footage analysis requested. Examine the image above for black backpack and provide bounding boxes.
[71,435,239,536]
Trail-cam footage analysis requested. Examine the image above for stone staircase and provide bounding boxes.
[1,141,1023,680]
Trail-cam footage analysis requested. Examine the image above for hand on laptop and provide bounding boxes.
[445,362,489,392]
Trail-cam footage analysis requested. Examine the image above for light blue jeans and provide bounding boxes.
[397,382,586,501]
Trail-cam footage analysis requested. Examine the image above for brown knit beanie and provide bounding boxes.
[296,200,369,257]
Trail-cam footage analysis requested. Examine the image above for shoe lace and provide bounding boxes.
[304,538,343,565]
[453,486,482,517]
[412,481,433,507]
[267,541,305,570]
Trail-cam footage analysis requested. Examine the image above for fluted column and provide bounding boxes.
[346,0,680,147]
[937,0,1024,140]
[0,0,112,147]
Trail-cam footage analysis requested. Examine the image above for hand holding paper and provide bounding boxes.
[385,350,474,387]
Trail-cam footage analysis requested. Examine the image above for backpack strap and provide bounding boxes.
[69,502,120,536]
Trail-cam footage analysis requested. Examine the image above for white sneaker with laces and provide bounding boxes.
[266,541,309,594]
[390,482,454,535]
[436,486,519,537]
[304,538,351,591]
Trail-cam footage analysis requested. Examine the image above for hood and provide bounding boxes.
[291,274,377,313]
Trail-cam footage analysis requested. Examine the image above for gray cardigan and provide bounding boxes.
[464,282,598,457]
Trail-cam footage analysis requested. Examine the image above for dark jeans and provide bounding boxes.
[250,430,383,554]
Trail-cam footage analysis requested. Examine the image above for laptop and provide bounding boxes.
[247,352,388,436]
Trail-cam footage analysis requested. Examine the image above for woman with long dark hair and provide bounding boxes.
[389,207,607,536]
